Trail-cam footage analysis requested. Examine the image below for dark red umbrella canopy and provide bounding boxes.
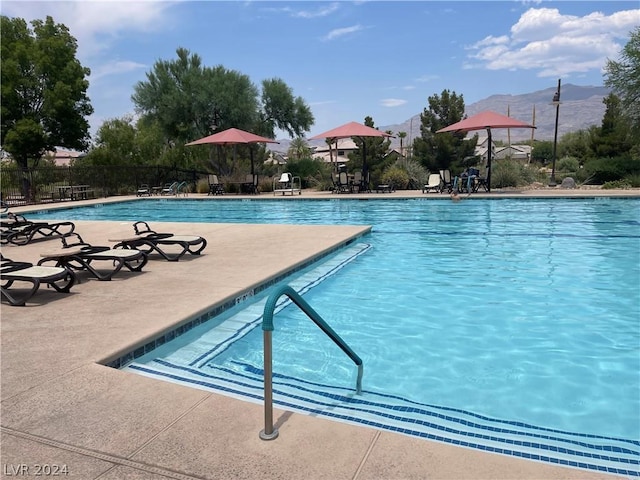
[185,127,279,146]
[437,111,535,192]
[310,121,392,140]
[186,128,278,175]
[310,122,393,180]
[436,111,535,133]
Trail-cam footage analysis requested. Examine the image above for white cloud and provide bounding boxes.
[467,7,640,78]
[293,2,340,19]
[1,1,177,59]
[380,99,407,108]
[309,100,337,106]
[415,74,439,83]
[322,24,365,41]
[91,60,148,82]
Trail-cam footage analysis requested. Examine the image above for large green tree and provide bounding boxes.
[604,27,640,133]
[589,93,634,158]
[412,89,474,173]
[132,48,313,174]
[1,15,93,198]
[260,78,314,138]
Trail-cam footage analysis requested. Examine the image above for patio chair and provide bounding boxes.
[242,174,259,194]
[38,233,148,281]
[1,255,76,306]
[330,172,340,193]
[208,175,224,195]
[422,173,442,193]
[454,168,481,194]
[352,171,363,193]
[472,168,489,192]
[136,184,151,197]
[1,215,76,246]
[439,169,453,193]
[337,172,351,194]
[110,221,207,262]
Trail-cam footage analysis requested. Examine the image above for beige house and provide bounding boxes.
[474,136,532,163]
[494,144,532,162]
[311,138,358,164]
[43,148,86,166]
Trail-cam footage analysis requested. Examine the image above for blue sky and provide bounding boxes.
[2,1,639,141]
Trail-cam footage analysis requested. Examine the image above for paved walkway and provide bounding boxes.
[2,189,635,479]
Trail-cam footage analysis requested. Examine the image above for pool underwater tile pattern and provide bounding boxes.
[123,243,640,477]
[105,237,363,369]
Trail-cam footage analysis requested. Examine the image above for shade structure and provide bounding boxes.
[185,128,279,175]
[310,121,393,183]
[437,111,535,192]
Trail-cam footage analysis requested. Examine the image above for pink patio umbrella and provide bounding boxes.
[185,127,279,175]
[437,111,535,192]
[310,121,393,182]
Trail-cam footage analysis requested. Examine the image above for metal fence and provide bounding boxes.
[0,165,207,206]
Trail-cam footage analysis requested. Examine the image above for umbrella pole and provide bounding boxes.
[250,145,255,175]
[361,138,367,190]
[486,128,492,192]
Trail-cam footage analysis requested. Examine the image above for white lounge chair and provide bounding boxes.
[422,174,442,193]
[1,256,76,306]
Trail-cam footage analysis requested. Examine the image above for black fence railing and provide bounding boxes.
[0,165,208,206]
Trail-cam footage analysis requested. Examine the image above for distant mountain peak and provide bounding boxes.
[273,84,610,153]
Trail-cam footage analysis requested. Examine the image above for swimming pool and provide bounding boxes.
[30,198,640,475]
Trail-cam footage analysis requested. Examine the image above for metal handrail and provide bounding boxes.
[259,284,363,440]
[176,181,188,196]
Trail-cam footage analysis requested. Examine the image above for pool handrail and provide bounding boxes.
[259,284,363,440]
[176,181,188,196]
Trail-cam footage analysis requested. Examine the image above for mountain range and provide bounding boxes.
[274,84,611,153]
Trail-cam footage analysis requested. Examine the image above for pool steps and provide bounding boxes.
[123,242,639,477]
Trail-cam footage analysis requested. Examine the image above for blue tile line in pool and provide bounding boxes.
[122,242,640,477]
[105,238,369,369]
[127,360,638,477]
[188,242,373,369]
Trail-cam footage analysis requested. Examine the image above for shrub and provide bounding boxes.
[602,180,631,189]
[381,166,410,189]
[491,161,519,188]
[395,157,429,189]
[624,173,640,188]
[196,178,209,194]
[557,156,580,173]
[259,176,274,192]
[583,156,640,184]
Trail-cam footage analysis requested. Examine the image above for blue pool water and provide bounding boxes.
[31,198,640,474]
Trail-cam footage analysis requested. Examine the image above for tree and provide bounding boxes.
[132,48,314,174]
[604,27,640,132]
[558,130,591,163]
[260,78,314,138]
[1,15,93,199]
[531,140,554,164]
[347,116,392,185]
[412,89,474,173]
[589,93,633,158]
[287,137,311,161]
[397,131,407,156]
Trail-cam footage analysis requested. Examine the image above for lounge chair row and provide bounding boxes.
[1,213,75,246]
[1,219,207,306]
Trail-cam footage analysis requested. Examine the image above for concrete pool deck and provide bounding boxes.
[2,188,636,479]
